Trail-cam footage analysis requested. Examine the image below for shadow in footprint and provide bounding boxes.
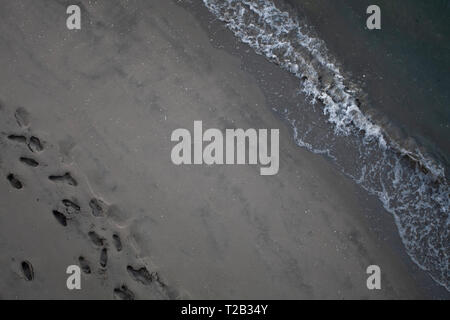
[113,285,135,300]
[78,256,91,274]
[28,136,43,153]
[112,234,122,252]
[7,174,23,189]
[21,261,34,281]
[19,157,39,167]
[48,172,77,186]
[52,210,67,226]
[7,134,27,144]
[88,231,105,247]
[100,248,108,268]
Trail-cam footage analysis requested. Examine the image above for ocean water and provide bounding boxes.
[282,0,450,176]
[202,0,449,290]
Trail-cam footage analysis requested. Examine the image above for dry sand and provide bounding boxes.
[0,0,445,299]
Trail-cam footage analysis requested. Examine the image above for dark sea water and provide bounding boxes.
[202,0,449,291]
[284,0,450,178]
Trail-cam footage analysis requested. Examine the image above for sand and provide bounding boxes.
[0,0,446,299]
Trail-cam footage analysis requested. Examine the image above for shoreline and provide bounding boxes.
[198,0,449,294]
[185,0,449,297]
[0,0,447,299]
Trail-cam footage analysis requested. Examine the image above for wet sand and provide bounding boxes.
[0,0,446,299]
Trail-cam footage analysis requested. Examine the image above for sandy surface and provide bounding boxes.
[0,0,445,299]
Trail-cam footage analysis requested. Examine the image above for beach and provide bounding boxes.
[0,0,448,299]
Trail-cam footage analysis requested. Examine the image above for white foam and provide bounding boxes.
[203,0,388,146]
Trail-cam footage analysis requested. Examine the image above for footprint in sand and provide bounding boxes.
[113,285,135,300]
[7,134,27,144]
[89,198,107,217]
[48,172,77,186]
[28,136,43,153]
[21,260,34,281]
[100,248,108,268]
[19,157,39,167]
[78,256,91,274]
[88,231,105,247]
[112,233,122,252]
[3,107,182,299]
[7,173,23,189]
[127,265,156,285]
[127,265,178,299]
[62,198,81,215]
[7,133,44,153]
[14,107,30,128]
[52,210,67,227]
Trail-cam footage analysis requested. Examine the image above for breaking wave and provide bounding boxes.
[203,0,449,290]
